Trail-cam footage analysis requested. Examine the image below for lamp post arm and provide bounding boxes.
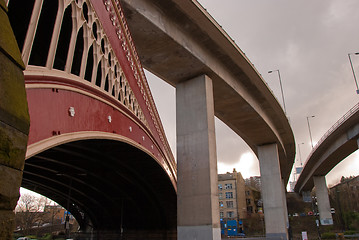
[277,70,287,114]
[348,53,359,93]
[307,117,314,149]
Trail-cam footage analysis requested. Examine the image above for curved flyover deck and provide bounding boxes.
[295,103,359,193]
[120,0,296,182]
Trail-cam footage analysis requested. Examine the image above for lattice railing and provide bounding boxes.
[304,102,359,164]
[8,0,147,128]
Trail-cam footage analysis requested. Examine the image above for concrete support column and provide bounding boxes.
[258,143,288,240]
[302,191,312,202]
[176,75,220,240]
[0,1,30,239]
[313,176,333,225]
[281,180,290,229]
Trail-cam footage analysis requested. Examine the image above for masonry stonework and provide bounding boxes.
[0,1,30,238]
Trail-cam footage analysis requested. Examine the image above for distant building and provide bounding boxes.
[218,169,247,222]
[245,176,261,191]
[289,181,296,192]
[44,205,75,224]
[329,175,359,214]
[244,185,261,216]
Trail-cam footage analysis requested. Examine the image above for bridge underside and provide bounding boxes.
[297,135,359,192]
[22,139,176,237]
[295,108,359,193]
[119,0,295,182]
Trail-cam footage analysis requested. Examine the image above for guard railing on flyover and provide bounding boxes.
[303,102,359,166]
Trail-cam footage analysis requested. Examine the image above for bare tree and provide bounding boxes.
[15,193,49,235]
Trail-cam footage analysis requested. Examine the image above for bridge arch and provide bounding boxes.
[23,137,177,234]
[26,132,162,164]
[5,0,176,237]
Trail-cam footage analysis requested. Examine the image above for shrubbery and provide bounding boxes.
[40,233,52,240]
[343,212,359,230]
[344,230,357,235]
[321,232,336,239]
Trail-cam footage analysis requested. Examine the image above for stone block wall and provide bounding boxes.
[0,0,30,239]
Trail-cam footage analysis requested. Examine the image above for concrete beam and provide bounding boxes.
[258,143,288,239]
[120,0,295,183]
[313,176,333,225]
[295,108,359,193]
[176,75,220,240]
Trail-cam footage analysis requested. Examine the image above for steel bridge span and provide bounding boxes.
[6,0,177,237]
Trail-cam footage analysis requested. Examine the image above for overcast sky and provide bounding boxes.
[145,0,359,187]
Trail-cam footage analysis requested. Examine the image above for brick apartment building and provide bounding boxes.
[218,169,261,221]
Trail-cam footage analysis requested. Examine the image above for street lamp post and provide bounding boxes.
[297,142,304,166]
[312,196,322,240]
[348,52,359,94]
[293,142,304,181]
[306,116,315,149]
[268,69,287,114]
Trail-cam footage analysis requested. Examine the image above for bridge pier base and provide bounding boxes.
[258,143,288,240]
[176,75,220,240]
[0,1,29,239]
[313,176,333,225]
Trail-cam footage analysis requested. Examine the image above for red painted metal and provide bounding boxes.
[90,0,164,153]
[24,0,176,189]
[26,87,162,163]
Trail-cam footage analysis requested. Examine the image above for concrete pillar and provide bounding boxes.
[313,176,333,225]
[258,143,288,240]
[176,75,220,240]
[0,1,30,239]
[302,191,312,202]
[281,180,290,229]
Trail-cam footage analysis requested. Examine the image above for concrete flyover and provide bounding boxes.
[3,0,296,238]
[295,103,359,193]
[295,103,359,225]
[119,0,295,239]
[119,0,295,183]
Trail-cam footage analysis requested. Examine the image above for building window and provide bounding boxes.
[247,206,253,213]
[227,211,234,218]
[246,199,251,205]
[219,201,224,208]
[220,212,224,218]
[218,184,222,190]
[225,183,233,189]
[219,193,223,199]
[226,192,233,199]
[226,201,234,208]
[246,191,250,196]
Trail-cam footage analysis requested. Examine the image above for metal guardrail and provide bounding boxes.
[304,102,359,165]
